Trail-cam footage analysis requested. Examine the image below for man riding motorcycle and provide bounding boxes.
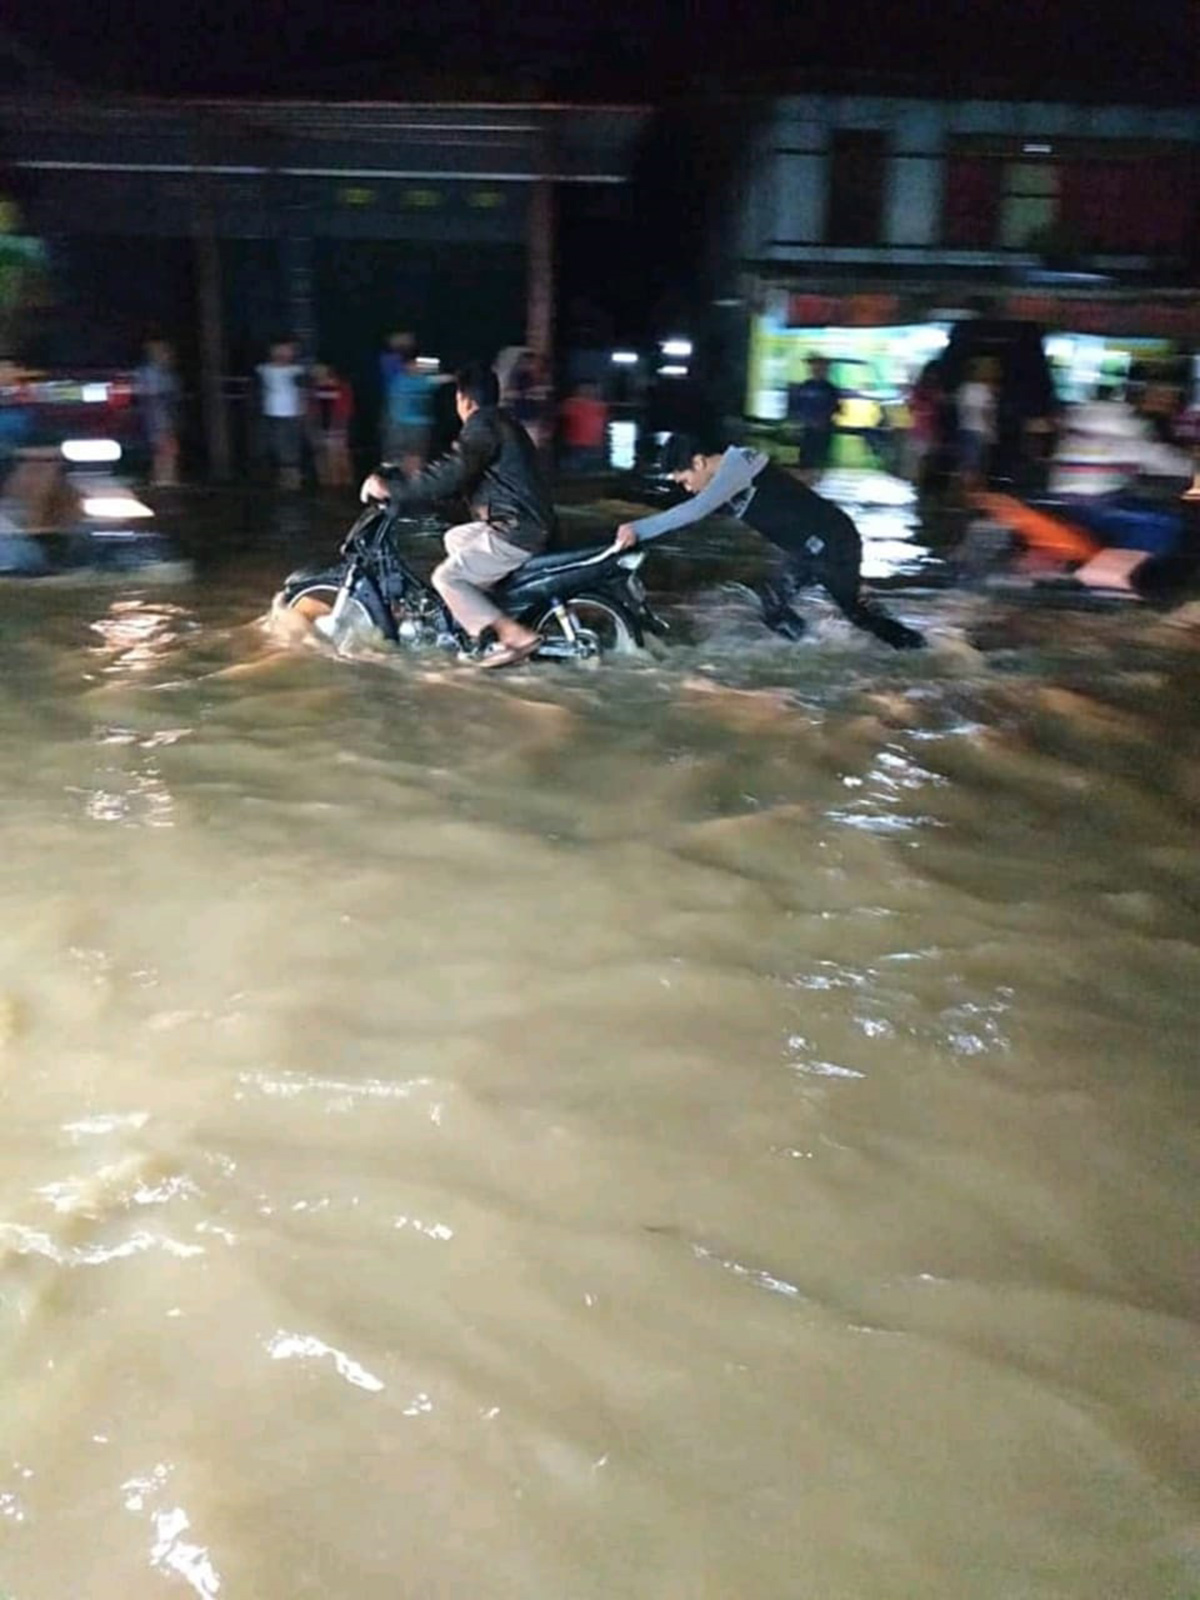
[361,362,554,669]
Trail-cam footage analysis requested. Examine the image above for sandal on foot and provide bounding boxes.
[476,637,540,670]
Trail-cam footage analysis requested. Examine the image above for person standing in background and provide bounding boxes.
[505,349,551,451]
[384,344,436,476]
[0,361,33,479]
[379,330,412,460]
[788,355,840,483]
[906,358,947,497]
[257,340,306,490]
[956,359,998,493]
[309,363,354,489]
[558,381,609,474]
[136,339,181,487]
[379,330,409,386]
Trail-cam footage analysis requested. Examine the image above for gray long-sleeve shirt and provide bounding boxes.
[627,448,769,542]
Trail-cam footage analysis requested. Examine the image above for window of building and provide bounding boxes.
[1060,153,1194,253]
[943,155,1003,248]
[1000,160,1060,249]
[943,137,1197,257]
[825,130,887,247]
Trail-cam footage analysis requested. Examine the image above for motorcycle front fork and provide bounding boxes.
[329,559,362,628]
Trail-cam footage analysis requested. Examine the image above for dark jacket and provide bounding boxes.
[382,404,555,554]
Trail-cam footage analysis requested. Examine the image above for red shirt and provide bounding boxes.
[311,377,353,431]
[560,394,608,449]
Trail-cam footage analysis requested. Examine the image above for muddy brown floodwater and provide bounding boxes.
[2,479,1199,1598]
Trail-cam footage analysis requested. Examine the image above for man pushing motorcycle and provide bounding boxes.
[360,362,554,669]
[615,433,926,649]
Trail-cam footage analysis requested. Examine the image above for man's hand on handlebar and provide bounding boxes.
[360,473,392,505]
[614,524,638,551]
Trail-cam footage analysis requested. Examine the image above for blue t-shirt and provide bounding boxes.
[387,368,434,427]
[788,377,839,430]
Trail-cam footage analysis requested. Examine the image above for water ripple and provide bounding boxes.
[265,1330,386,1393]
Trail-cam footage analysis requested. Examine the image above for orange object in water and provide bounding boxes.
[973,492,1101,564]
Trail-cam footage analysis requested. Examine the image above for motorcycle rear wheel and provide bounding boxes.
[534,593,642,658]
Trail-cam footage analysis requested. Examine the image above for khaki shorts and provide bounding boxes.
[431,521,531,635]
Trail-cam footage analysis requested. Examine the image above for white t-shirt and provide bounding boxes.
[258,363,305,419]
[959,381,996,439]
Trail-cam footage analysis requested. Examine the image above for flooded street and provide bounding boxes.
[2,480,1199,1598]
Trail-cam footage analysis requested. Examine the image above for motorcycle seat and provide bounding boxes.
[513,541,617,577]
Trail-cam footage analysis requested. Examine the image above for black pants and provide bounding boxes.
[759,526,925,650]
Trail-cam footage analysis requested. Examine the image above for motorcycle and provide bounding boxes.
[273,501,665,661]
[0,440,188,579]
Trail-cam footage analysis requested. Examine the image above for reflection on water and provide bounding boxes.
[0,512,1199,1599]
[819,468,933,580]
[88,599,199,676]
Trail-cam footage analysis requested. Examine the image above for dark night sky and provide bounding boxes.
[5,0,1198,102]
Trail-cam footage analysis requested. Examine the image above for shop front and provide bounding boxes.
[742,281,1200,470]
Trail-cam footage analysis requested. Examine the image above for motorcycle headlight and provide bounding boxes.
[617,551,646,571]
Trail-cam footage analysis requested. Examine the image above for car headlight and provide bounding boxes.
[82,493,155,520]
[62,438,123,464]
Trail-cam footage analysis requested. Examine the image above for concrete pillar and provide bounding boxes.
[526,176,555,369]
[885,104,945,248]
[282,227,315,356]
[192,169,231,481]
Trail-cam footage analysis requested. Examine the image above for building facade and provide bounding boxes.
[0,95,646,473]
[739,95,1198,273]
[726,94,1200,422]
